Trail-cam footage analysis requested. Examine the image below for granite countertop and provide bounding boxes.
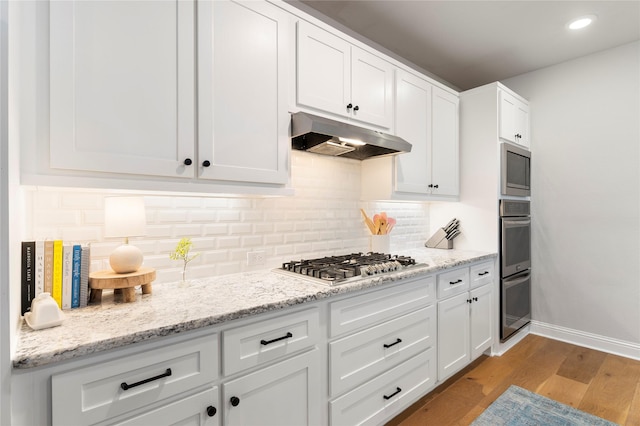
[13,248,496,369]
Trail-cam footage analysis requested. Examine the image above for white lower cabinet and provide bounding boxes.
[51,334,219,426]
[114,387,220,426]
[223,350,321,426]
[328,276,438,426]
[437,262,494,381]
[329,349,436,426]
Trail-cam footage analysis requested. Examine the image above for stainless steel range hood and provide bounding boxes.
[291,112,412,160]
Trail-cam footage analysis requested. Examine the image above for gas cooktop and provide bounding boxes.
[274,252,423,286]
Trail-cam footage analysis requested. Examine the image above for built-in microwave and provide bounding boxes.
[501,142,531,197]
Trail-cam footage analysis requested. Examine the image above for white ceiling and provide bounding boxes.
[293,1,640,90]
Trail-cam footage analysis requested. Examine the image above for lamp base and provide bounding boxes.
[109,244,143,274]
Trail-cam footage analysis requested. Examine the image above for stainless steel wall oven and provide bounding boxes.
[500,199,531,341]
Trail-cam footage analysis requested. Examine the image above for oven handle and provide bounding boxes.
[502,217,531,227]
[503,271,531,288]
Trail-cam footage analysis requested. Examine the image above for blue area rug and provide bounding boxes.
[471,385,617,426]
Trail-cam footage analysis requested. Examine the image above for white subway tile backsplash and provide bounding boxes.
[217,210,242,222]
[173,224,203,237]
[156,210,190,223]
[26,151,431,283]
[217,236,241,249]
[203,223,229,235]
[230,223,252,234]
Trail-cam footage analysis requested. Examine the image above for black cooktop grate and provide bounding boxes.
[280,252,417,283]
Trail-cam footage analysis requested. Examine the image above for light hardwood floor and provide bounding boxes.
[387,334,640,426]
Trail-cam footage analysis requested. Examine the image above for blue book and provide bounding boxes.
[71,245,82,308]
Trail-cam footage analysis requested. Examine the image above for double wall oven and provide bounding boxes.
[500,200,531,341]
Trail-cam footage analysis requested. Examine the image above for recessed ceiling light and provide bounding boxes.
[567,15,597,30]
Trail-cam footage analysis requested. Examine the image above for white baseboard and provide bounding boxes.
[530,320,640,361]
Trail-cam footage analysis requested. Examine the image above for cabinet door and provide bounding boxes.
[394,70,431,195]
[513,100,530,147]
[430,86,459,196]
[114,387,219,426]
[50,1,195,178]
[499,90,517,143]
[296,21,351,118]
[499,90,529,147]
[198,0,289,184]
[470,284,493,360]
[350,47,394,130]
[223,350,321,426]
[437,292,470,381]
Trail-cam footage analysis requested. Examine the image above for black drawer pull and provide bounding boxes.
[383,338,402,349]
[121,368,172,391]
[478,271,489,276]
[383,387,402,400]
[206,406,217,417]
[260,332,293,346]
[449,279,463,285]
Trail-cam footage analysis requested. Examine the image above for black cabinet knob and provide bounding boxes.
[206,406,217,417]
[183,158,193,166]
[467,299,472,304]
[202,160,211,167]
[230,396,240,407]
[346,103,353,109]
[433,184,439,189]
[353,105,359,111]
[428,184,433,188]
[473,297,478,302]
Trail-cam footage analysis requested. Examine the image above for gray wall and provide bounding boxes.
[504,41,640,343]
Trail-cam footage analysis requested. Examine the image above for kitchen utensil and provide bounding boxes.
[373,216,381,234]
[443,218,457,233]
[444,219,459,234]
[360,209,376,234]
[446,229,461,240]
[387,217,396,233]
[379,217,388,235]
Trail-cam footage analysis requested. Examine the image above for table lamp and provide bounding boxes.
[104,196,146,273]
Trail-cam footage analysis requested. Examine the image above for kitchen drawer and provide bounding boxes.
[52,334,218,426]
[469,260,495,289]
[437,267,470,299]
[223,307,319,376]
[329,348,436,426]
[330,275,435,338]
[114,387,219,426]
[329,305,436,397]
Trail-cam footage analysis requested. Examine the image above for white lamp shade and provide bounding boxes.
[104,197,146,238]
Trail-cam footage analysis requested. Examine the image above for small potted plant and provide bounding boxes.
[170,238,200,284]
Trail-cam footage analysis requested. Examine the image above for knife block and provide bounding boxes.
[425,228,453,249]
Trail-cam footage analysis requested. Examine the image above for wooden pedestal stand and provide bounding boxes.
[89,267,156,303]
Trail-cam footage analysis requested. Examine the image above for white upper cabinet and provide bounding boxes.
[361,70,459,201]
[394,71,432,195]
[44,0,291,192]
[296,21,394,130]
[50,0,196,178]
[499,89,530,148]
[430,86,460,196]
[198,0,290,185]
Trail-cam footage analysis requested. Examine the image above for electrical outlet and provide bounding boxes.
[247,251,266,266]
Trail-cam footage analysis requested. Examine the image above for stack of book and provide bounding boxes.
[21,241,91,315]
